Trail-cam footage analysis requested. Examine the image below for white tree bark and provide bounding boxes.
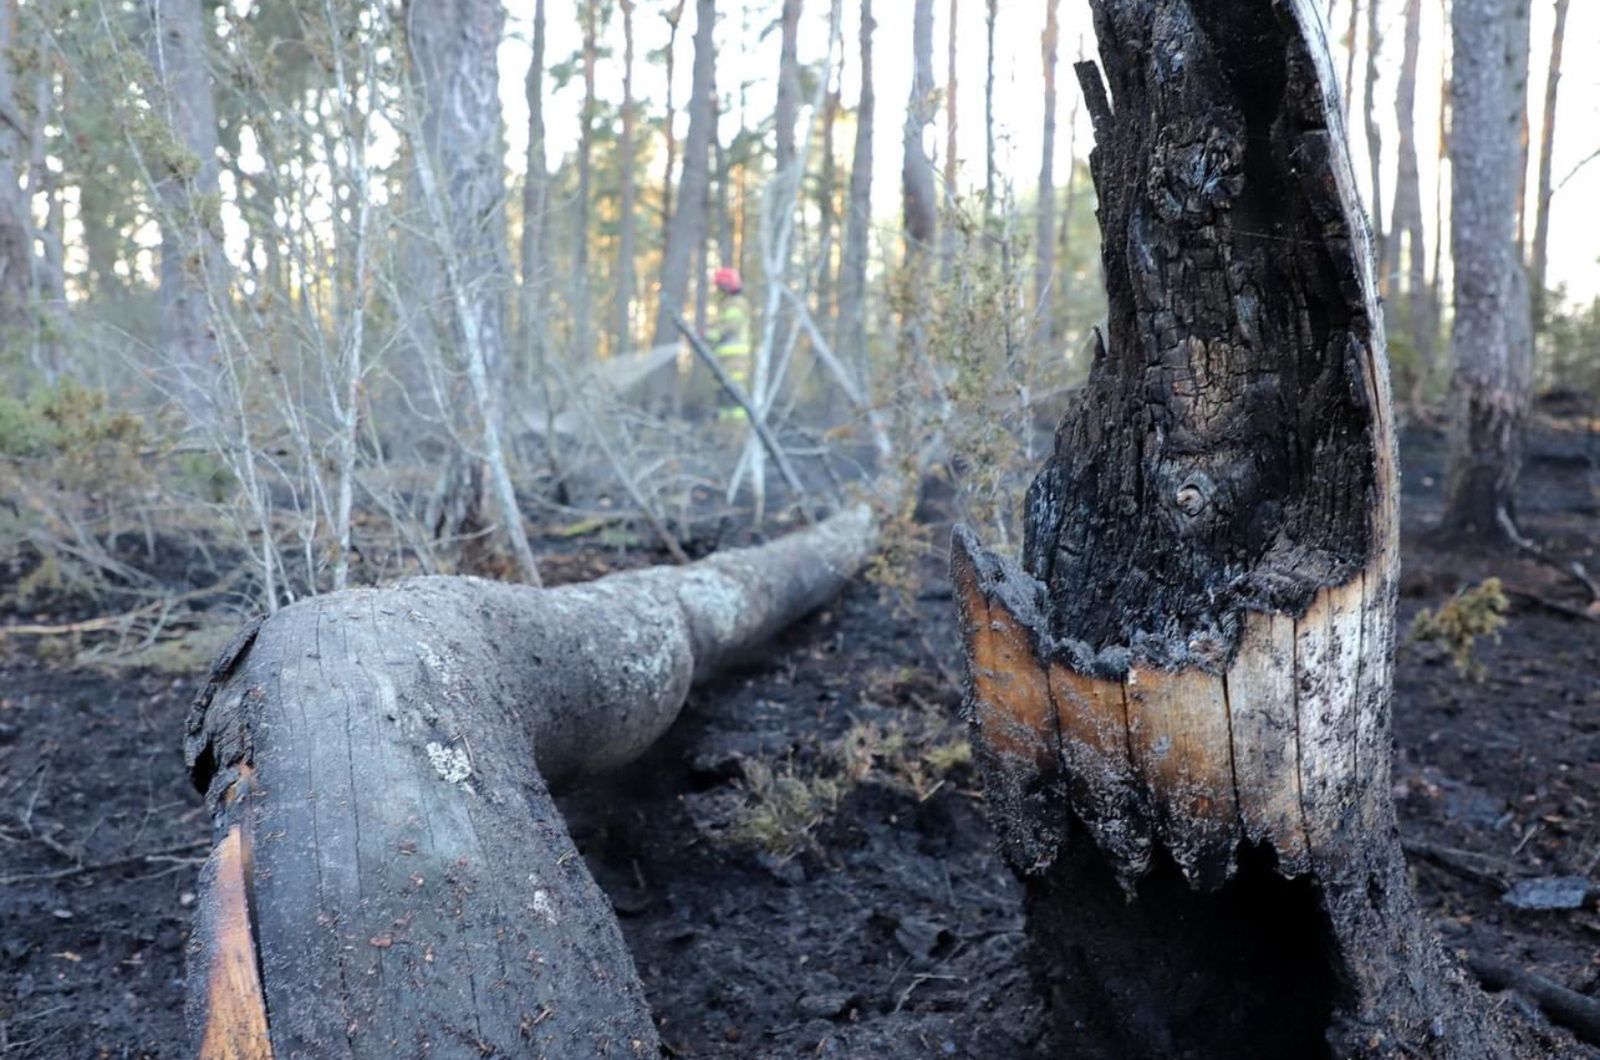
[145,0,225,427]
[405,0,540,583]
[1440,0,1534,541]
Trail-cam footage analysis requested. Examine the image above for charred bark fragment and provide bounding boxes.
[185,510,874,1059]
[956,2,1528,1057]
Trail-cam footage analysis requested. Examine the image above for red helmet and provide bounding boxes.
[713,267,743,294]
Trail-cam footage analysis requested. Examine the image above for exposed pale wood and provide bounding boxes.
[195,826,272,1060]
[1123,666,1236,887]
[1225,610,1309,873]
[1293,577,1362,855]
[951,534,1063,873]
[1046,662,1149,881]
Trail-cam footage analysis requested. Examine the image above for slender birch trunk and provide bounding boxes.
[1528,0,1570,331]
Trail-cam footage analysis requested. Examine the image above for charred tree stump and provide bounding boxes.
[954,3,1537,1057]
[185,508,874,1058]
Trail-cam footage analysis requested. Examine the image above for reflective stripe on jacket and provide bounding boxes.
[713,299,751,359]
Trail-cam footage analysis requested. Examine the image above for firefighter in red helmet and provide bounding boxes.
[710,267,751,420]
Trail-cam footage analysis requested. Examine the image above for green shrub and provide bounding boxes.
[1410,577,1509,681]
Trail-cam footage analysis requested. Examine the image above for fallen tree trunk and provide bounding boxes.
[185,507,875,1058]
[953,3,1542,1057]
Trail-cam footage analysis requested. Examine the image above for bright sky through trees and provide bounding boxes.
[500,0,1600,301]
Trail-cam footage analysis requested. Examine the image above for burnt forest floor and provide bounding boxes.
[1,414,1597,1058]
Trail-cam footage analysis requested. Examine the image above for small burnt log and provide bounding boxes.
[185,508,875,1059]
[954,2,1534,1057]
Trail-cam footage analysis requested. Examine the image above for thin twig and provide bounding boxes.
[0,573,243,638]
[674,313,814,524]
[548,360,691,564]
[0,838,210,885]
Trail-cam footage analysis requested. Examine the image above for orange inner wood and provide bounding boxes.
[958,575,1057,769]
[198,824,272,1060]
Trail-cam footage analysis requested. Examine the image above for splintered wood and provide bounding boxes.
[196,826,272,1060]
[954,526,1386,888]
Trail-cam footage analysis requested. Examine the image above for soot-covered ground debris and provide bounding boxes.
[0,419,1595,1057]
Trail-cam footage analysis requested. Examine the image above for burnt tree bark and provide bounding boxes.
[187,508,875,1058]
[954,2,1540,1056]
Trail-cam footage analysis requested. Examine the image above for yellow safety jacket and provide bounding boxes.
[711,297,751,421]
[713,298,752,379]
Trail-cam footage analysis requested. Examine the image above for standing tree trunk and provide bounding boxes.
[760,0,802,422]
[187,509,877,1058]
[713,95,734,272]
[653,0,716,346]
[1384,0,1435,404]
[1440,0,1533,543]
[1342,0,1360,120]
[1058,54,1081,308]
[835,0,873,371]
[1362,0,1384,265]
[1430,34,1448,361]
[1034,0,1061,348]
[955,1,1534,1055]
[983,0,997,216]
[521,0,549,373]
[0,0,35,363]
[29,68,65,381]
[145,0,225,426]
[902,0,937,338]
[407,0,540,584]
[659,0,687,225]
[774,0,802,175]
[814,80,840,322]
[1528,0,1569,331]
[574,0,598,361]
[938,0,959,282]
[615,0,638,356]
